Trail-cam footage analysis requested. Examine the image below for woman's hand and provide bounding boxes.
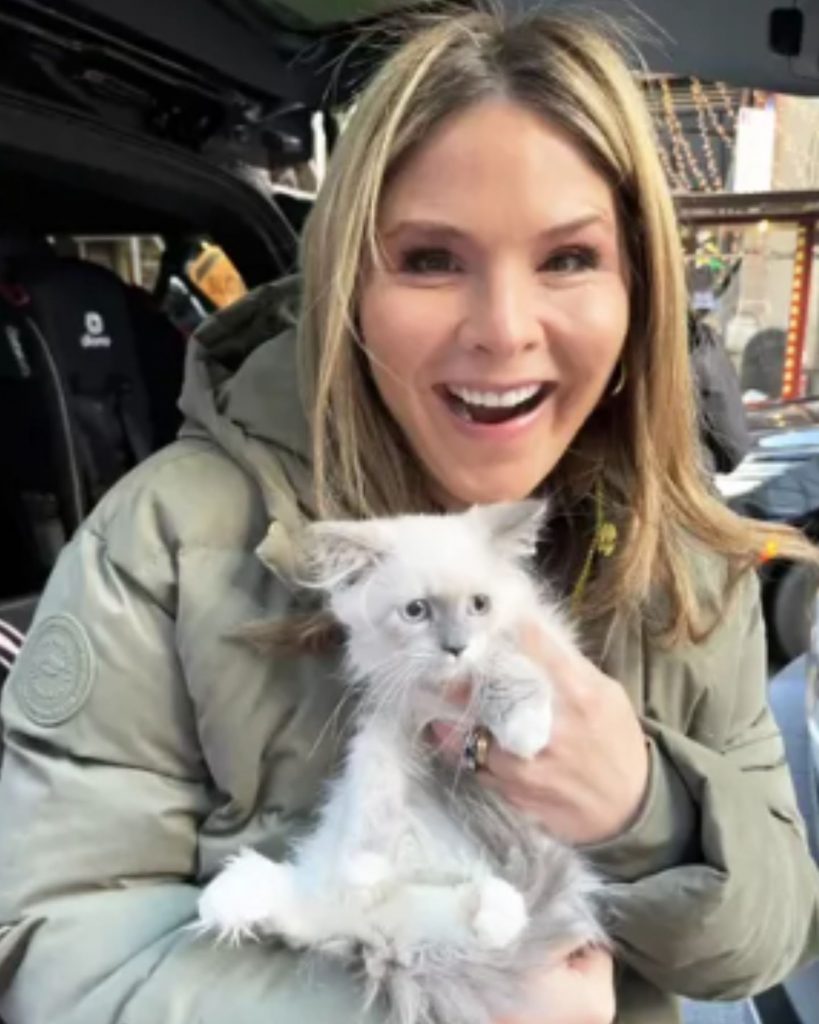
[432,623,650,845]
[496,943,615,1024]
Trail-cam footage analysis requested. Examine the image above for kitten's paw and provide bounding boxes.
[198,847,293,944]
[471,877,528,950]
[493,700,552,758]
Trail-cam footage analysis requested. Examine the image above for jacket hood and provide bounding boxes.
[177,276,313,535]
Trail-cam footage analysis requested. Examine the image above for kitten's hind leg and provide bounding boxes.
[471,876,529,950]
[198,847,305,945]
[373,876,528,959]
[339,851,394,903]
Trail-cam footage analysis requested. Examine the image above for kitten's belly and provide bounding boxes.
[393,789,482,882]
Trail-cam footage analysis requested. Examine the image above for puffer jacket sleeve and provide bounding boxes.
[0,509,379,1024]
[585,570,819,1000]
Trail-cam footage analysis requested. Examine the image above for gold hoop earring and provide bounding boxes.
[609,362,627,397]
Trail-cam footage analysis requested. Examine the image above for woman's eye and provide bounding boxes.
[469,594,491,615]
[400,248,460,275]
[541,246,600,274]
[401,599,431,622]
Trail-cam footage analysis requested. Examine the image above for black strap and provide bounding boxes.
[114,376,152,464]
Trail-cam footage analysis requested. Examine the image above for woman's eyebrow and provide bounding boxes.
[382,220,470,243]
[536,212,614,240]
[382,212,613,243]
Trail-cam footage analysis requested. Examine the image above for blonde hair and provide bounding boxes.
[298,6,818,642]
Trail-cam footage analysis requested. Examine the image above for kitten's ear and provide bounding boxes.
[472,500,548,561]
[299,519,391,591]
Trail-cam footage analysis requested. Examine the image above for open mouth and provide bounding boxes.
[440,383,553,425]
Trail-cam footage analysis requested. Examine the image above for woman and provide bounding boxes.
[0,9,817,1024]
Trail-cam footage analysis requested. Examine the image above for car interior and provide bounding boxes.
[0,180,299,644]
[0,0,316,649]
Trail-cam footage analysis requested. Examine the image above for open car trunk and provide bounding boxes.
[53,0,819,96]
[0,89,298,285]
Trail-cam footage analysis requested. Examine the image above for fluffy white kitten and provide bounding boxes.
[198,501,604,1024]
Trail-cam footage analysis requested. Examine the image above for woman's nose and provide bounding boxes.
[461,266,543,356]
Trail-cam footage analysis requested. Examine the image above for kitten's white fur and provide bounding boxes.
[198,502,603,1023]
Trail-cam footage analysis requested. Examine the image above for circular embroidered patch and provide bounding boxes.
[11,614,95,726]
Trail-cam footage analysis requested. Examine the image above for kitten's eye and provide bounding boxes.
[469,594,491,615]
[401,599,431,622]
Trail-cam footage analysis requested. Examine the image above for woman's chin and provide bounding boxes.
[431,465,553,509]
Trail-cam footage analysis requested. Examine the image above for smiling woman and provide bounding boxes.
[1,7,819,1024]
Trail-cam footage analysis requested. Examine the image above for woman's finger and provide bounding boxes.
[474,761,543,808]
[428,717,553,795]
[519,620,580,672]
[519,620,602,705]
[479,731,552,788]
[567,944,614,976]
[512,945,615,1024]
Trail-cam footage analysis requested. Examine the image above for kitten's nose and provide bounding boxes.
[444,645,465,658]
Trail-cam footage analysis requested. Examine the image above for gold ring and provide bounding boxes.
[464,726,492,772]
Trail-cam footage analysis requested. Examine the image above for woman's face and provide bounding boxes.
[358,99,630,508]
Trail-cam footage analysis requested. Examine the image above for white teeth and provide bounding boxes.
[448,384,541,408]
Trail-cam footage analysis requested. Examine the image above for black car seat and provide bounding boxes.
[0,282,82,597]
[0,237,187,611]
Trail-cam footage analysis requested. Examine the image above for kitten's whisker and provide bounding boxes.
[308,684,360,759]
[361,659,413,722]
